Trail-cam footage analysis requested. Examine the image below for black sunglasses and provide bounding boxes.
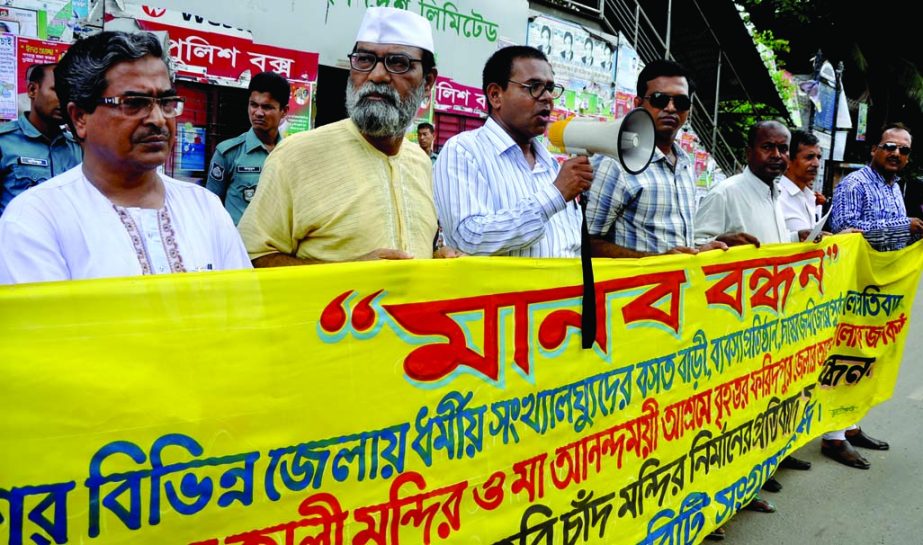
[644,92,692,112]
[878,142,911,156]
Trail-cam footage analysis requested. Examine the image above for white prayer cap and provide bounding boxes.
[355,7,434,54]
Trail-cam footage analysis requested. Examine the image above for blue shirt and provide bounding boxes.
[0,113,82,216]
[433,117,582,257]
[830,165,919,251]
[586,143,696,253]
[205,128,281,225]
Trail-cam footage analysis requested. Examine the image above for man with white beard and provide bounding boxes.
[239,7,458,264]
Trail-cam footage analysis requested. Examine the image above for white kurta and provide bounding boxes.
[778,175,821,232]
[694,167,798,245]
[0,166,252,284]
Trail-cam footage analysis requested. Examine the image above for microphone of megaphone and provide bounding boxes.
[547,108,656,174]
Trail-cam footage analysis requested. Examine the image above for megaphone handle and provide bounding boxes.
[579,195,597,350]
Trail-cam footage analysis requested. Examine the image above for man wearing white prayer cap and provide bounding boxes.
[239,7,461,265]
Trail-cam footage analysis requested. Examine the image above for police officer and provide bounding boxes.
[206,71,290,225]
[0,63,81,215]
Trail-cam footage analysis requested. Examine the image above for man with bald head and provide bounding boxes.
[694,120,818,508]
[695,120,804,245]
[239,7,459,264]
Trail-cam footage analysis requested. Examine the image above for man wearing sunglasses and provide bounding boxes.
[587,60,754,260]
[433,45,593,257]
[831,123,920,251]
[240,8,458,265]
[0,31,251,283]
[821,123,917,469]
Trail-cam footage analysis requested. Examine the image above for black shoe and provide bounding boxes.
[821,439,871,469]
[779,455,812,470]
[762,476,782,492]
[743,497,776,513]
[846,428,889,450]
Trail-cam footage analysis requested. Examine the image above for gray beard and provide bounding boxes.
[345,79,426,138]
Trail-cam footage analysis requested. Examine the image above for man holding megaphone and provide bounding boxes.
[434,46,594,257]
[583,60,756,259]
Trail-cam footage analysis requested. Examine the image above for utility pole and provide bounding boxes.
[829,61,844,162]
[806,49,823,133]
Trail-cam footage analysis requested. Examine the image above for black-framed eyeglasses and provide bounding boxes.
[878,142,911,156]
[348,52,423,74]
[96,95,185,118]
[507,79,565,99]
[643,92,692,112]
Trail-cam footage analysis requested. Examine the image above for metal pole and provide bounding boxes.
[712,49,722,152]
[634,0,640,50]
[806,49,823,133]
[665,0,672,58]
[828,61,844,162]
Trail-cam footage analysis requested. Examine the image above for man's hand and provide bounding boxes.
[664,246,699,255]
[434,246,465,259]
[553,156,594,202]
[697,240,729,252]
[358,248,413,261]
[715,231,760,248]
[910,217,923,234]
[798,229,832,242]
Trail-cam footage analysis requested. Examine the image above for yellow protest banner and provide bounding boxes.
[1,234,920,545]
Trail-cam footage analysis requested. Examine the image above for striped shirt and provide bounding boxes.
[830,165,919,251]
[433,117,581,257]
[585,143,696,252]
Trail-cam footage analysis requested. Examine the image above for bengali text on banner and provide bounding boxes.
[1,234,921,545]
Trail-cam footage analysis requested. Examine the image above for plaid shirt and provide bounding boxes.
[830,165,920,251]
[586,143,696,253]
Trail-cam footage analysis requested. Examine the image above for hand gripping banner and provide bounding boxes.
[1,234,921,545]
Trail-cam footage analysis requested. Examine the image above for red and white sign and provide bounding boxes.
[433,76,486,118]
[136,19,318,85]
[16,36,69,90]
[135,5,253,39]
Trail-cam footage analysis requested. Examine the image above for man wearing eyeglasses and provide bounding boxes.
[0,31,250,283]
[206,71,290,225]
[831,123,920,251]
[432,45,593,257]
[239,7,456,265]
[587,59,753,259]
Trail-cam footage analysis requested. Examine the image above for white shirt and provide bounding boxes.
[694,167,798,245]
[778,175,820,232]
[433,117,582,257]
[0,166,252,284]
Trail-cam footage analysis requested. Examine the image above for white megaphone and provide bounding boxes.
[547,108,656,174]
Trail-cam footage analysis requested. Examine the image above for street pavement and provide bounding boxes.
[723,278,923,544]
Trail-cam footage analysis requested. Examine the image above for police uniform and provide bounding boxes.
[0,113,82,216]
[205,128,281,225]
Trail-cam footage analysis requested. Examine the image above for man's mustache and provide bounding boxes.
[355,83,399,106]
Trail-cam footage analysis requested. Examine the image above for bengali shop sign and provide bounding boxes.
[110,5,319,86]
[141,20,318,84]
[433,76,486,118]
[1,235,920,544]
